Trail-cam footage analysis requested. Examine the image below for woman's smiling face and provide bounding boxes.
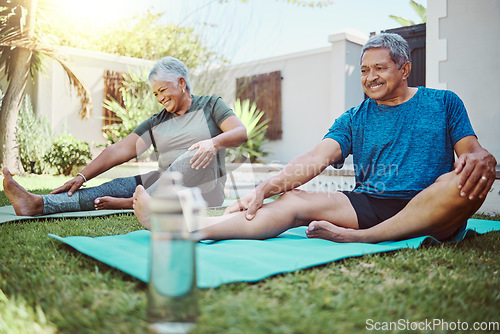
[152,78,185,114]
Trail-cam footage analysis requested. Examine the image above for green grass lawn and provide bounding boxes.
[1,175,499,333]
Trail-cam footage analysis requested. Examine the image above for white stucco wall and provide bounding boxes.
[34,47,155,153]
[426,0,500,160]
[328,29,368,118]
[427,0,500,214]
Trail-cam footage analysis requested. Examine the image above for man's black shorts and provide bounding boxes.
[341,191,411,229]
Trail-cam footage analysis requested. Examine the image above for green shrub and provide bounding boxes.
[226,99,271,163]
[43,135,92,175]
[102,70,161,145]
[16,95,54,174]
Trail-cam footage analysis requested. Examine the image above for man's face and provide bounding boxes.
[360,47,408,105]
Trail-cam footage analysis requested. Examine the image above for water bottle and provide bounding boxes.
[147,172,205,334]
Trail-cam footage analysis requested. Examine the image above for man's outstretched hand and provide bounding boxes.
[224,188,265,220]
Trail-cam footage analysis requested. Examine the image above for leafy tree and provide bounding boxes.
[389,0,427,26]
[0,0,91,172]
[47,10,227,69]
[46,0,334,67]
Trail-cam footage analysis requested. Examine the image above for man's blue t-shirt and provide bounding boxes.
[324,87,476,199]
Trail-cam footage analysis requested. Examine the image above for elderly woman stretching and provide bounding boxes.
[3,56,247,216]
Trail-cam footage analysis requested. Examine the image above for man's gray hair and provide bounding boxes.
[361,33,411,69]
[148,56,192,92]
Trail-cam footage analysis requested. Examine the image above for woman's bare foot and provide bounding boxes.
[132,185,151,229]
[94,196,133,210]
[2,167,43,216]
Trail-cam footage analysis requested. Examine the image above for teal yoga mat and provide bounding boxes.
[0,205,133,224]
[49,219,500,289]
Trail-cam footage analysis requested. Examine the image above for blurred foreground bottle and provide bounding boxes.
[147,172,206,334]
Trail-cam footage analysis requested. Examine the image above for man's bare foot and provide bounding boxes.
[2,167,43,216]
[305,220,359,243]
[133,185,151,229]
[94,196,133,210]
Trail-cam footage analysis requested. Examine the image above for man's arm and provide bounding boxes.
[225,138,344,219]
[453,135,497,200]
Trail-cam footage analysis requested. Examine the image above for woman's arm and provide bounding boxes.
[212,115,248,149]
[51,133,150,196]
[188,115,248,170]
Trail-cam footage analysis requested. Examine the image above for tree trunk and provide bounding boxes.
[0,48,32,173]
[0,0,38,173]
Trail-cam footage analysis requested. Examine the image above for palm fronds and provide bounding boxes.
[227,99,271,163]
[389,0,426,27]
[0,0,92,119]
[0,34,92,119]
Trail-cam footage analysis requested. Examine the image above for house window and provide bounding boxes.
[102,70,125,127]
[236,71,282,140]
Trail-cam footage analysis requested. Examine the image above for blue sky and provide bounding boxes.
[65,0,427,64]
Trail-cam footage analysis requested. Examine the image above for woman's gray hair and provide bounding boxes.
[361,33,411,69]
[148,56,191,93]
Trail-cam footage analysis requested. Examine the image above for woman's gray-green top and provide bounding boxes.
[42,95,235,214]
